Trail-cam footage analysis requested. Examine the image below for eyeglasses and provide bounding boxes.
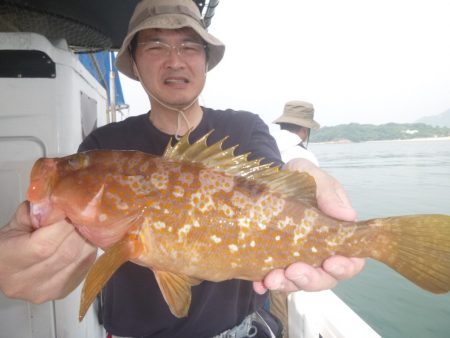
[137,41,206,58]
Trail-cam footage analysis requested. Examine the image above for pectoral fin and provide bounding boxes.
[78,237,142,321]
[154,270,201,318]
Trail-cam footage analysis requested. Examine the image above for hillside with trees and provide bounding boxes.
[416,108,450,127]
[310,123,450,143]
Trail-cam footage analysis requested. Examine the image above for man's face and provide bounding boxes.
[134,28,207,109]
[298,127,309,142]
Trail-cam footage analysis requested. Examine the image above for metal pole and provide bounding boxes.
[109,52,116,122]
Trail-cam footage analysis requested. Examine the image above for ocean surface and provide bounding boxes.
[310,138,450,338]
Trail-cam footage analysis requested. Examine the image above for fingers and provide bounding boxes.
[322,256,366,280]
[1,218,76,269]
[1,230,96,303]
[315,177,357,222]
[254,256,367,294]
[258,264,337,293]
[283,158,357,222]
[26,240,97,303]
[0,203,97,303]
[15,201,34,230]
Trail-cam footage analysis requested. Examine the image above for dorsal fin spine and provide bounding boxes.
[162,131,318,207]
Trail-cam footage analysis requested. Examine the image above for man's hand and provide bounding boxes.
[0,201,97,303]
[253,158,366,294]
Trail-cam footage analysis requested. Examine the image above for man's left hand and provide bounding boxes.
[253,158,366,294]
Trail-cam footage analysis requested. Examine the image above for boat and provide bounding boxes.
[0,1,381,337]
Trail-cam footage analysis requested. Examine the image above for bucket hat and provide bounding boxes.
[273,100,320,130]
[116,0,225,80]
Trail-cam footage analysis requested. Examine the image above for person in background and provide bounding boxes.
[0,1,365,337]
[273,100,320,166]
[269,100,321,337]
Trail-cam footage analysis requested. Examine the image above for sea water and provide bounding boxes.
[311,139,450,338]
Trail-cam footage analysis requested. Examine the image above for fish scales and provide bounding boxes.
[111,158,363,281]
[26,132,450,320]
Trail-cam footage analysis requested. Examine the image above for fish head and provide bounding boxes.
[27,152,105,229]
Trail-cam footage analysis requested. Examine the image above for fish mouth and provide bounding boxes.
[27,158,58,201]
[29,200,67,228]
[29,201,50,228]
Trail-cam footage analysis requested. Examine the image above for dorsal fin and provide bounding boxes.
[163,131,317,207]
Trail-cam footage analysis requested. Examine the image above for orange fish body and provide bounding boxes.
[27,133,450,320]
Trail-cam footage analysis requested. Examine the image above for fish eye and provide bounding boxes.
[67,154,89,170]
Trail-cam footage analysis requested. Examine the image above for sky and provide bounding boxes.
[119,0,450,127]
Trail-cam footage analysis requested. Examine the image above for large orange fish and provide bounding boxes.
[26,132,450,321]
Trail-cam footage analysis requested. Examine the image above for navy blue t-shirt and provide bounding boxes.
[79,107,282,338]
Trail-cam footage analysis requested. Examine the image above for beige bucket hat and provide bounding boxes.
[115,0,225,80]
[273,100,320,130]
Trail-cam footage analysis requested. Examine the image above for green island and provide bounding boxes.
[310,123,450,143]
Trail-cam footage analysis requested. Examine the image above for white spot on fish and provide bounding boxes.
[293,252,300,257]
[151,172,168,190]
[229,244,239,253]
[277,216,295,230]
[317,225,329,233]
[117,202,129,210]
[250,240,256,248]
[264,256,273,264]
[258,194,285,218]
[238,217,250,228]
[177,224,192,242]
[99,213,107,222]
[178,172,194,186]
[258,223,267,230]
[173,185,184,198]
[311,246,318,253]
[231,191,251,209]
[210,235,222,243]
[199,170,235,193]
[153,221,166,230]
[275,235,281,241]
[190,192,215,213]
[218,202,235,217]
[327,225,357,246]
[293,210,319,244]
[326,239,338,247]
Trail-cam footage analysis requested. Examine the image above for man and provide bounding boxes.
[273,100,320,166]
[0,0,365,337]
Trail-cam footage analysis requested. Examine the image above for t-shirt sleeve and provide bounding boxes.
[78,132,101,152]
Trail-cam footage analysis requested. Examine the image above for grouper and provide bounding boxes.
[26,132,450,321]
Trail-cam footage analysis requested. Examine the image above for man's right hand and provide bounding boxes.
[0,201,97,303]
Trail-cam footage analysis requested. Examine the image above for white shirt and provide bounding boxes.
[273,129,320,166]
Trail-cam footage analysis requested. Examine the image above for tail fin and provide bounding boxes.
[369,214,450,293]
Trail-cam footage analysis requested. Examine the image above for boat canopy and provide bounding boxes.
[0,0,219,52]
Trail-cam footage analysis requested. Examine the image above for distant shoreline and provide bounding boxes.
[313,136,450,144]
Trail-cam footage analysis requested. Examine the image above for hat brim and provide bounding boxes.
[115,14,225,80]
[273,116,320,130]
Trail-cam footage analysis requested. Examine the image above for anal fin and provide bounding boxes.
[154,270,202,318]
[78,237,142,321]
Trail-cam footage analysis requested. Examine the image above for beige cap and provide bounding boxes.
[115,0,225,80]
[273,100,320,130]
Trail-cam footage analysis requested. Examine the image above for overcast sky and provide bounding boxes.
[120,0,450,127]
